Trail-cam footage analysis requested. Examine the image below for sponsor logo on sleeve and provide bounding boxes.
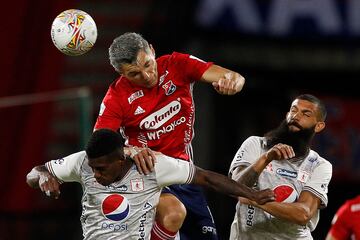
[128,90,144,104]
[54,158,65,165]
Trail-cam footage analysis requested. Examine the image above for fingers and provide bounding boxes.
[256,189,275,205]
[269,143,295,160]
[212,73,245,95]
[131,147,156,175]
[39,174,61,199]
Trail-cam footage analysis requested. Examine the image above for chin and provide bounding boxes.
[97,180,110,186]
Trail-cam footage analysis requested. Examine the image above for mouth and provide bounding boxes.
[288,122,303,130]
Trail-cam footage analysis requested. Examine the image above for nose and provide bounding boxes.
[142,71,151,80]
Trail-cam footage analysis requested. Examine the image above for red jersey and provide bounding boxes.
[95,52,213,161]
[328,195,360,240]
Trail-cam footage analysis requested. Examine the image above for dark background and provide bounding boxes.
[1,0,359,239]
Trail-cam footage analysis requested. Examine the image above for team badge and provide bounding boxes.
[130,178,144,192]
[101,194,130,221]
[162,80,176,95]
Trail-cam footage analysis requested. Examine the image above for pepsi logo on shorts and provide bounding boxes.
[102,194,130,221]
[273,185,298,203]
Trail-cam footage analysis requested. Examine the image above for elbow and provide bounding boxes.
[294,209,312,226]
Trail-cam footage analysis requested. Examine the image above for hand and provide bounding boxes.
[265,143,295,162]
[38,173,61,199]
[252,188,275,205]
[129,147,157,175]
[212,72,245,95]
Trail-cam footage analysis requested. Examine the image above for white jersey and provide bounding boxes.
[228,136,332,240]
[45,151,195,240]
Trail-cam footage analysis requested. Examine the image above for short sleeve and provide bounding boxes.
[228,136,263,177]
[45,151,86,183]
[154,155,195,187]
[303,160,332,207]
[94,83,123,131]
[172,52,213,83]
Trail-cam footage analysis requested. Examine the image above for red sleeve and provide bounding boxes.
[171,52,213,83]
[94,84,124,131]
[328,201,352,240]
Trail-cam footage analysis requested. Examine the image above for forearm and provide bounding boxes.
[254,201,311,225]
[233,154,270,187]
[194,168,255,200]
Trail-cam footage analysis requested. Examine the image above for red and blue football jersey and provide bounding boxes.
[95,52,213,161]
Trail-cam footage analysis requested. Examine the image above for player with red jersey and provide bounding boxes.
[326,195,360,240]
[94,32,245,240]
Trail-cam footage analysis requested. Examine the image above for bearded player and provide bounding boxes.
[229,94,332,239]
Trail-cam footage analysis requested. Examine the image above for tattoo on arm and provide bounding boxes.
[233,165,260,188]
[240,167,260,187]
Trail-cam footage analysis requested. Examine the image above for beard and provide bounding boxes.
[264,120,316,158]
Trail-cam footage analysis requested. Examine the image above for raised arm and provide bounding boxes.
[26,165,61,199]
[192,166,274,205]
[232,143,295,187]
[200,64,245,95]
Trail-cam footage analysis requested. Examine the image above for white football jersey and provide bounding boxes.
[228,136,332,240]
[46,151,195,240]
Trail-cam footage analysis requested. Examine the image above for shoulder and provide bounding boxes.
[242,136,264,148]
[157,52,188,66]
[309,150,332,169]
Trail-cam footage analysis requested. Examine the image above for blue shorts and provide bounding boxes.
[162,184,218,240]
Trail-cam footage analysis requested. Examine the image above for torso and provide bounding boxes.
[95,52,212,161]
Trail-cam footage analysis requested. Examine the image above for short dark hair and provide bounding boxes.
[295,94,327,121]
[109,32,150,73]
[85,129,125,159]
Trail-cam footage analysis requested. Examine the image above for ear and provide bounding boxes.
[314,121,325,133]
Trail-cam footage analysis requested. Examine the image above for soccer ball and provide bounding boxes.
[51,9,97,56]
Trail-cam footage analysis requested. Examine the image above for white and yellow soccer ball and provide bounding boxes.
[51,9,97,56]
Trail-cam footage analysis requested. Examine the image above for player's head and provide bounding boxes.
[86,129,127,186]
[265,94,326,157]
[109,32,158,88]
[286,94,326,133]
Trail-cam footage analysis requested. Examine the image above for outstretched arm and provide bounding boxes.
[26,165,61,199]
[200,64,245,95]
[192,166,274,205]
